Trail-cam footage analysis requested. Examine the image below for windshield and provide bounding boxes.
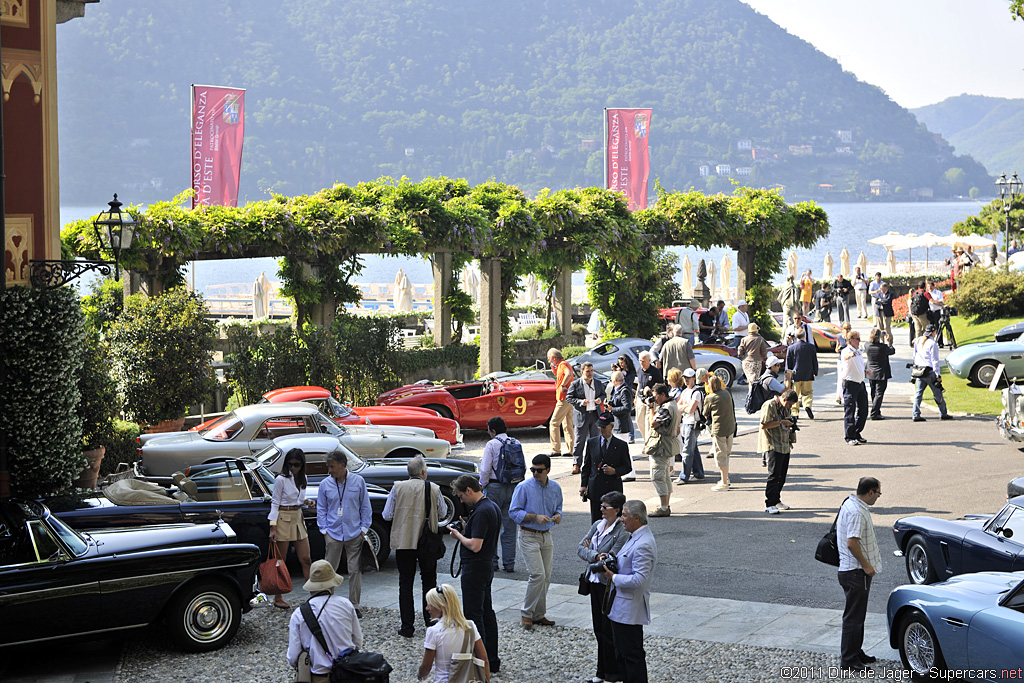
[46,514,89,557]
[592,343,619,356]
[327,397,352,418]
[198,412,243,441]
[314,412,343,436]
[255,444,283,467]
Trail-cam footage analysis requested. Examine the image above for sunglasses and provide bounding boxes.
[530,467,547,473]
[599,504,618,510]
[286,462,302,469]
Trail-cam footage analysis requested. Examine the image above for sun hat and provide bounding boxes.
[682,368,696,377]
[766,355,784,368]
[304,559,345,592]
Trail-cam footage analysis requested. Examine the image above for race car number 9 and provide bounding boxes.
[514,396,527,414]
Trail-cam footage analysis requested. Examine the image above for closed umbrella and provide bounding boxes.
[720,254,732,301]
[397,273,414,312]
[823,251,834,280]
[787,249,798,278]
[707,260,717,300]
[857,251,868,275]
[886,249,897,275]
[840,248,850,277]
[681,255,693,298]
[524,273,538,306]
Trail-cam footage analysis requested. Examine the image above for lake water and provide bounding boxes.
[61,201,982,295]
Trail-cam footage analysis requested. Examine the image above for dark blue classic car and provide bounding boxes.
[887,570,1024,678]
[0,499,259,651]
[47,458,394,569]
[893,496,1024,585]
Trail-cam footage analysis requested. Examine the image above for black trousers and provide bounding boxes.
[836,295,848,323]
[868,378,888,419]
[610,619,647,683]
[842,380,867,441]
[395,547,437,632]
[461,561,500,672]
[838,568,873,668]
[589,587,620,682]
[764,449,791,507]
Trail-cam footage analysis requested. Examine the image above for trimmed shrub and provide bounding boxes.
[98,419,143,476]
[951,269,1024,322]
[78,332,118,449]
[560,345,588,359]
[0,286,86,496]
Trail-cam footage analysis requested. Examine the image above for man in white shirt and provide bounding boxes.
[840,330,868,446]
[730,300,750,343]
[911,325,952,422]
[926,281,947,347]
[853,267,869,319]
[287,560,363,683]
[836,477,882,673]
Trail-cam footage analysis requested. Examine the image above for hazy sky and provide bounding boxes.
[742,0,1024,109]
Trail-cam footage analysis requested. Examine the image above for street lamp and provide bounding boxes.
[30,193,139,288]
[995,173,1022,270]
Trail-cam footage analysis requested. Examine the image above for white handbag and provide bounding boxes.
[294,650,312,683]
[448,629,488,683]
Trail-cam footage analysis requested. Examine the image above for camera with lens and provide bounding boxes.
[788,414,799,432]
[588,553,618,575]
[449,519,465,534]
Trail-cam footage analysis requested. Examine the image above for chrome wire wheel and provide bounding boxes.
[438,493,457,526]
[182,591,233,644]
[902,619,936,674]
[906,541,931,584]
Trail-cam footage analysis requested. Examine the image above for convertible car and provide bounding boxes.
[892,496,1024,585]
[567,337,743,388]
[0,498,260,651]
[945,333,1024,386]
[259,386,462,446]
[887,570,1024,679]
[139,402,451,477]
[376,376,557,430]
[49,457,394,568]
[254,433,474,525]
[771,312,840,352]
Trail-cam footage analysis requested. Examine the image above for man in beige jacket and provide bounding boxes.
[383,455,444,638]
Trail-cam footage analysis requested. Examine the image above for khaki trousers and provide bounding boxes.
[874,314,893,343]
[325,535,363,609]
[518,529,553,620]
[548,399,574,455]
[855,290,869,317]
[711,434,733,470]
[649,452,673,497]
[792,380,814,414]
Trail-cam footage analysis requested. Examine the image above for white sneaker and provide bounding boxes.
[776,502,791,510]
[765,506,780,514]
[711,482,730,491]
[621,475,636,482]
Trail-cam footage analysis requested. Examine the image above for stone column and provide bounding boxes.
[734,245,756,301]
[124,254,179,298]
[431,251,453,347]
[552,266,573,335]
[478,257,503,375]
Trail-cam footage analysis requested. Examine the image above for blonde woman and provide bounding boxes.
[417,584,490,683]
[702,374,736,491]
[835,322,853,405]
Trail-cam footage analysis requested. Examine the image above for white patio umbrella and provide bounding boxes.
[252,273,269,319]
[523,273,538,306]
[707,259,717,299]
[840,247,850,277]
[908,232,945,272]
[936,233,997,250]
[869,232,918,270]
[886,249,897,275]
[823,251,834,280]
[857,251,868,275]
[787,249,798,279]
[720,254,732,301]
[396,273,414,312]
[681,255,694,298]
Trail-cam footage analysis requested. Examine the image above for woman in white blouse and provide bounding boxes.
[268,448,314,608]
[417,584,490,683]
[577,491,630,683]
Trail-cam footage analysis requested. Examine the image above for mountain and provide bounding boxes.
[55,0,991,207]
[912,95,1024,179]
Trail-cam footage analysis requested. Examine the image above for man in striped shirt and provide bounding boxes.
[836,477,883,673]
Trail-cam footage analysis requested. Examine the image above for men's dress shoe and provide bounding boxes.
[534,616,556,626]
[856,436,868,444]
[870,415,884,421]
[859,653,877,664]
[805,407,814,420]
[941,414,954,420]
[649,506,671,517]
[846,439,860,446]
[503,566,515,573]
[762,454,767,467]
[356,609,364,619]
[621,475,636,482]
[586,677,605,683]
[551,452,563,459]
[912,416,927,422]
[694,475,705,480]
[398,628,414,638]
[571,465,581,475]
[521,617,534,631]
[765,505,780,515]
[775,502,790,510]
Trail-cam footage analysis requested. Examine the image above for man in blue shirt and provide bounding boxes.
[317,448,372,617]
[509,454,562,631]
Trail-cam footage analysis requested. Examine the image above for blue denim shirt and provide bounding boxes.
[316,472,372,543]
[509,476,562,531]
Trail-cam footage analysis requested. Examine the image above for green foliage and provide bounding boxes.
[511,324,562,341]
[0,287,86,496]
[388,344,482,378]
[109,288,218,424]
[78,332,118,449]
[952,195,1024,243]
[560,345,588,359]
[98,420,143,477]
[332,312,405,404]
[80,278,124,337]
[223,323,311,406]
[948,268,1024,322]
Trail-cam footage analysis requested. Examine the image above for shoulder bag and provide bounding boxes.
[300,599,394,683]
[418,480,446,561]
[258,541,292,595]
[448,628,488,683]
[814,508,842,567]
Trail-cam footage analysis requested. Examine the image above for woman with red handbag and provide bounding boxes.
[268,448,315,608]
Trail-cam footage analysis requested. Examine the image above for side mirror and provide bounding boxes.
[1003,528,1014,539]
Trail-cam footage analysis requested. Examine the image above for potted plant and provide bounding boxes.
[109,287,218,432]
[74,332,118,488]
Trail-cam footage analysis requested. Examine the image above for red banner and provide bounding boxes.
[191,85,245,208]
[605,108,652,210]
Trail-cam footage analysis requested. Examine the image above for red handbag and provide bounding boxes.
[258,542,293,595]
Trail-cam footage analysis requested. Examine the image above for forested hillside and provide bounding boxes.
[912,95,1024,181]
[56,0,990,205]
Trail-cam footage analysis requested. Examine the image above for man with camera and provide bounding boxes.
[911,324,952,423]
[601,500,657,683]
[580,413,632,521]
[759,389,799,515]
[510,454,563,631]
[449,474,502,674]
[644,383,679,518]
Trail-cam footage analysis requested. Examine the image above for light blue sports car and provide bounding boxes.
[887,571,1024,679]
[945,333,1024,386]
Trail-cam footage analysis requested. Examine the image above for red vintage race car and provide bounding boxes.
[376,377,556,431]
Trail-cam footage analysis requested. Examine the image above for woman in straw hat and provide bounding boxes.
[417,584,490,682]
[286,560,362,683]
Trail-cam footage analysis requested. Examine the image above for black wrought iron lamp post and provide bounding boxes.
[29,193,139,288]
[995,173,1021,271]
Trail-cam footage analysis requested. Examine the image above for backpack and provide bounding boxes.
[911,291,928,316]
[495,436,526,484]
[744,377,770,415]
[692,386,708,432]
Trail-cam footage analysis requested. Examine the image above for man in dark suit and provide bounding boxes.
[785,328,818,419]
[567,362,605,475]
[579,413,632,521]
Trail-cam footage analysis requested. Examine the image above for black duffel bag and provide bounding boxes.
[815,509,841,567]
[330,650,393,683]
